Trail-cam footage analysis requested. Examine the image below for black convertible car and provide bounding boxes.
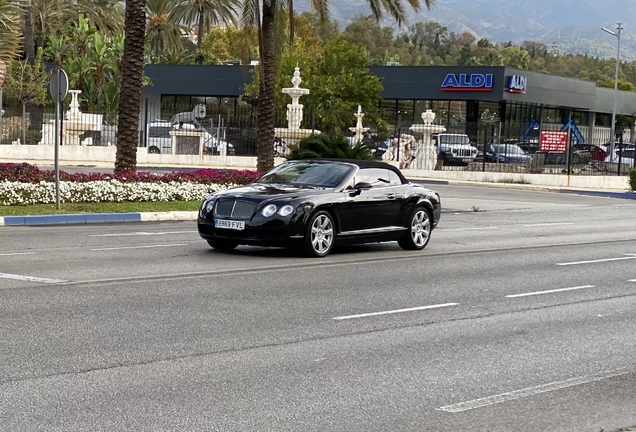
[197,159,441,257]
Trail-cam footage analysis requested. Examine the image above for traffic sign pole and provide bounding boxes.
[49,69,68,210]
[54,71,60,209]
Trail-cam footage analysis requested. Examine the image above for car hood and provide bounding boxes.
[213,183,330,200]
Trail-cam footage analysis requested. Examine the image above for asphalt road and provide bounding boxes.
[1,184,636,431]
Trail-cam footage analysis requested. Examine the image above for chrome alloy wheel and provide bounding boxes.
[310,214,334,255]
[410,209,430,247]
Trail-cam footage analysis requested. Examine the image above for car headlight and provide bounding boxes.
[261,204,277,217]
[205,200,215,213]
[278,205,294,216]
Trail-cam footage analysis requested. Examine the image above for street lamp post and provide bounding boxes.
[601,23,623,157]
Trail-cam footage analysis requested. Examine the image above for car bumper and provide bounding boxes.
[197,214,307,247]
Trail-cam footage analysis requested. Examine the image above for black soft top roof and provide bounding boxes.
[292,158,408,184]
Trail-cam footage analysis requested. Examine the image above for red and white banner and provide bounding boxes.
[539,131,568,152]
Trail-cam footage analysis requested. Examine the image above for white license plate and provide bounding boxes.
[215,219,245,230]
[462,158,473,162]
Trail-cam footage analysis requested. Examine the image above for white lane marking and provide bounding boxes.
[523,222,575,227]
[441,227,499,232]
[437,368,629,413]
[0,272,66,284]
[90,244,188,251]
[92,231,197,237]
[556,256,636,266]
[629,279,636,282]
[332,303,459,321]
[0,252,36,256]
[506,285,594,298]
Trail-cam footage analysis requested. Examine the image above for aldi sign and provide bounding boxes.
[441,73,494,92]
[507,75,527,93]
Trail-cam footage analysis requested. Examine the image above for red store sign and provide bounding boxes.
[540,131,568,152]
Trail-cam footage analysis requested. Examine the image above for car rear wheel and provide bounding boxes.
[303,211,335,257]
[398,207,432,250]
[148,146,160,154]
[207,239,238,251]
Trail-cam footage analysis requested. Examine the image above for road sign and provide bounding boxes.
[49,69,69,102]
[0,61,6,88]
[540,130,568,152]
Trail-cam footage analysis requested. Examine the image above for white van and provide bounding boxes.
[145,120,233,155]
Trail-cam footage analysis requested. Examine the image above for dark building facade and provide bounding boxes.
[142,64,636,146]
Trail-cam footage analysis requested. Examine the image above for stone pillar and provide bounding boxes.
[169,129,205,155]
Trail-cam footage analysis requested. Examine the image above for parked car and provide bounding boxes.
[432,133,479,165]
[535,150,592,165]
[484,143,531,163]
[197,159,441,257]
[573,144,608,161]
[605,148,636,167]
[600,142,635,154]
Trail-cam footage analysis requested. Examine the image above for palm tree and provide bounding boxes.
[169,0,240,50]
[0,0,23,62]
[114,0,146,173]
[64,0,124,35]
[146,0,183,58]
[31,0,62,52]
[243,0,435,173]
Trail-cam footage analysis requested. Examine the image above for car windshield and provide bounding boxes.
[437,135,470,145]
[256,162,354,188]
[493,144,525,155]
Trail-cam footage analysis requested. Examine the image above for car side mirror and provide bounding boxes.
[349,181,372,197]
[354,181,372,190]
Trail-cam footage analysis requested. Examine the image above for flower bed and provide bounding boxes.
[0,163,260,185]
[0,163,261,206]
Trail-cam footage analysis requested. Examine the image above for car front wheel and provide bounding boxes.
[303,211,335,257]
[398,207,432,250]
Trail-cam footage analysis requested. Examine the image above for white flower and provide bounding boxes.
[0,180,231,206]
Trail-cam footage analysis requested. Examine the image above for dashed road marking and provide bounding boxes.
[333,303,459,321]
[506,285,595,298]
[0,272,66,284]
[90,244,188,251]
[437,368,630,413]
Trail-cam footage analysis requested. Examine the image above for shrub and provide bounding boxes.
[0,129,43,145]
[286,134,374,161]
[0,163,260,186]
[629,168,636,192]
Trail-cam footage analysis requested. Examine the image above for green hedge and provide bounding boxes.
[629,168,636,192]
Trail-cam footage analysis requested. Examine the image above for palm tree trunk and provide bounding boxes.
[197,11,204,50]
[23,3,35,64]
[115,0,146,173]
[256,0,275,173]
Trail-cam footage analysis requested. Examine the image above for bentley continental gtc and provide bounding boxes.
[197,159,441,257]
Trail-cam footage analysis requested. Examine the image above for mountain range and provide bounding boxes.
[296,0,636,61]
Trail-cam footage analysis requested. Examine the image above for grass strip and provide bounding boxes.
[0,201,201,216]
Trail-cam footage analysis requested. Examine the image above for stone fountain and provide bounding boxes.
[63,90,98,145]
[409,109,447,170]
[349,105,369,144]
[274,67,319,148]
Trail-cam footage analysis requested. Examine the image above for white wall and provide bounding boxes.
[0,144,630,190]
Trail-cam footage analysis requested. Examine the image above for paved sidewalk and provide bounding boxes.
[0,211,198,227]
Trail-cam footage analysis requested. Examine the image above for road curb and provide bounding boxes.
[557,189,636,200]
[0,211,198,227]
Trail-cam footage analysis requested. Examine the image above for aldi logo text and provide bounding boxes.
[507,75,527,93]
[441,73,494,92]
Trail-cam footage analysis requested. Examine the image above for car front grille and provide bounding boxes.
[457,149,472,157]
[214,200,256,219]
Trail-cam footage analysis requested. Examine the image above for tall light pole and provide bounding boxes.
[601,23,622,156]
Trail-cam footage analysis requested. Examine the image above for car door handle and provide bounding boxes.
[387,194,396,199]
